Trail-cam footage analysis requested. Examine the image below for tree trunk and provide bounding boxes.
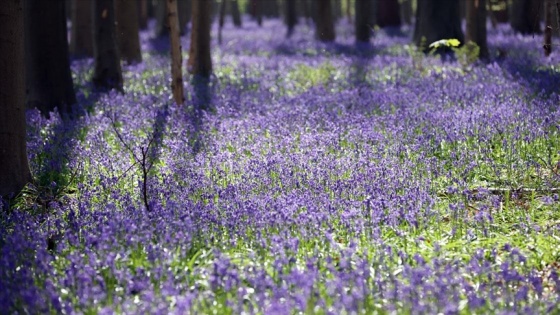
[25,0,76,115]
[355,0,372,42]
[510,0,542,34]
[401,0,412,25]
[466,0,489,59]
[115,0,142,64]
[252,0,263,26]
[377,0,401,27]
[286,0,297,37]
[0,0,32,198]
[544,0,554,56]
[71,0,94,57]
[139,0,149,29]
[167,0,184,105]
[231,0,243,27]
[218,0,227,44]
[316,0,336,41]
[346,0,352,22]
[93,0,124,92]
[413,0,464,50]
[178,0,190,35]
[188,0,212,78]
[155,0,169,37]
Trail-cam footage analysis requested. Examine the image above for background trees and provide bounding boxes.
[413,0,464,49]
[316,0,336,42]
[24,0,76,115]
[0,0,32,197]
[115,0,142,64]
[93,0,124,92]
[188,0,212,78]
[466,0,489,60]
[70,0,93,57]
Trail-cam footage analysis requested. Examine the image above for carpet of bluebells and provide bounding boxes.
[2,17,560,314]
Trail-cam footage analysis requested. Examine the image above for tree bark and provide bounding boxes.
[355,0,372,42]
[0,0,32,198]
[71,0,94,57]
[286,0,297,37]
[167,0,184,105]
[401,0,412,25]
[377,0,401,27]
[252,0,263,26]
[544,0,554,56]
[413,0,464,50]
[138,0,149,29]
[231,0,243,27]
[155,0,169,37]
[218,0,227,44]
[466,0,489,59]
[93,0,124,92]
[510,0,542,34]
[188,0,212,78]
[115,0,142,64]
[178,0,191,35]
[316,0,336,41]
[25,0,76,115]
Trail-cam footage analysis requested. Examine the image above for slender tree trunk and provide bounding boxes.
[466,0,489,59]
[115,0,142,64]
[25,0,76,115]
[377,0,401,27]
[316,0,336,41]
[401,0,412,24]
[71,0,94,57]
[139,0,148,29]
[413,0,464,50]
[346,0,352,22]
[188,0,212,78]
[355,0,372,42]
[0,0,32,198]
[231,0,243,27]
[218,0,227,44]
[544,0,554,55]
[251,0,263,26]
[155,0,169,37]
[286,0,297,37]
[167,0,184,105]
[177,0,190,35]
[93,0,124,92]
[510,0,542,34]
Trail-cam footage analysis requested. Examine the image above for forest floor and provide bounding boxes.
[2,17,560,314]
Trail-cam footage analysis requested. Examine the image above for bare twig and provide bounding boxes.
[108,114,157,212]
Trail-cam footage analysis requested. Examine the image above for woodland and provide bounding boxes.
[1,0,560,313]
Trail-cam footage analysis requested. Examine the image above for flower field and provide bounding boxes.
[1,18,560,314]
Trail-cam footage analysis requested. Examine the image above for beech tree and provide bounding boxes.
[25,0,76,115]
[115,0,142,64]
[401,0,412,25]
[413,0,464,50]
[71,0,94,57]
[355,0,372,43]
[167,0,184,105]
[466,0,489,60]
[377,0,401,27]
[188,0,212,78]
[93,0,124,92]
[138,0,149,29]
[286,0,297,38]
[510,0,541,34]
[544,0,555,56]
[316,0,335,42]
[231,0,243,27]
[1,0,32,198]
